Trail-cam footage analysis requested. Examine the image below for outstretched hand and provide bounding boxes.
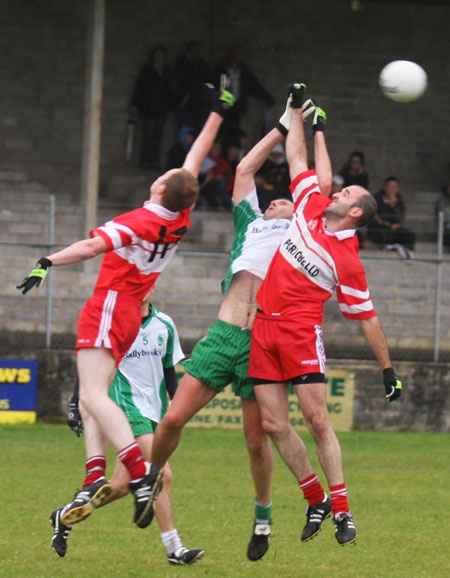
[16,257,52,294]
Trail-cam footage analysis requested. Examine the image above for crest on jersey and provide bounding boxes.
[307,219,318,230]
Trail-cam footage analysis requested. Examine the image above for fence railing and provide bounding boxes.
[1,193,449,361]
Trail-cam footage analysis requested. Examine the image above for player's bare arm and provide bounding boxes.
[359,316,392,370]
[182,112,224,179]
[17,236,109,294]
[314,132,332,197]
[183,83,235,179]
[233,128,285,204]
[46,235,109,266]
[360,316,403,402]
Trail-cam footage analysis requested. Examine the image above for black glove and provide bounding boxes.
[67,402,84,437]
[383,368,403,402]
[17,257,52,294]
[288,82,307,109]
[311,100,327,133]
[204,81,235,118]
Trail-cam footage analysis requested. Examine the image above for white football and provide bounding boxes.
[379,60,427,103]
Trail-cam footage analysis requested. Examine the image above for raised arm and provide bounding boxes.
[232,94,294,204]
[286,83,309,180]
[183,85,234,179]
[314,132,332,196]
[311,103,332,196]
[233,128,286,204]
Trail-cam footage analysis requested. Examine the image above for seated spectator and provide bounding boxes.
[339,151,369,188]
[367,176,416,259]
[165,125,195,170]
[197,141,233,210]
[435,181,450,250]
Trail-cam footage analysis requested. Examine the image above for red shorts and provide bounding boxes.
[76,290,142,366]
[249,311,326,382]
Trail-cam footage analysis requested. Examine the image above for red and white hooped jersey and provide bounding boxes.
[91,202,191,301]
[256,169,376,323]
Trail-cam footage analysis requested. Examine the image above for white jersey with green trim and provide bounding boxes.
[221,188,291,295]
[110,306,184,424]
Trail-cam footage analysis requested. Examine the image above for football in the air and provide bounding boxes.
[379,60,428,103]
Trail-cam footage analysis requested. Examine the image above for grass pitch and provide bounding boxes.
[1,424,449,577]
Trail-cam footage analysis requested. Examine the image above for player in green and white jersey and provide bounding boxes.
[50,289,204,566]
[149,95,332,561]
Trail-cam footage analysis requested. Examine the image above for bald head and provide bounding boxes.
[350,186,377,227]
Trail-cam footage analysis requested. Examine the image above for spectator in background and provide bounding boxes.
[339,151,369,189]
[224,143,241,194]
[130,45,174,170]
[435,181,450,250]
[173,41,211,134]
[166,126,196,170]
[367,176,416,259]
[197,141,233,210]
[262,142,290,198]
[214,44,276,148]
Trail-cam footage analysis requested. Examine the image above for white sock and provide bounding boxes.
[161,529,183,554]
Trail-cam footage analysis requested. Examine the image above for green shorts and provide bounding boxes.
[127,416,158,438]
[109,376,159,437]
[183,319,255,399]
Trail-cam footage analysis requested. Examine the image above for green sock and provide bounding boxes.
[255,499,272,522]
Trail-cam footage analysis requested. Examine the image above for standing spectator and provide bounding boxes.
[367,176,416,258]
[214,44,276,148]
[435,181,450,250]
[130,45,174,170]
[339,151,369,189]
[173,41,211,134]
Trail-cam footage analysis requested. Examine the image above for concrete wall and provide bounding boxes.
[0,0,449,200]
[19,351,450,433]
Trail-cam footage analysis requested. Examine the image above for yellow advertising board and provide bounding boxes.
[175,366,355,432]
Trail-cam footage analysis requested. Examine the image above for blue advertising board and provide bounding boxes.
[0,359,38,423]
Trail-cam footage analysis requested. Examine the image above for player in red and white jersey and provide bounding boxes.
[17,83,235,530]
[249,83,404,547]
[257,167,376,324]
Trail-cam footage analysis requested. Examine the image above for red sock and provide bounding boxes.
[329,483,349,515]
[117,442,146,481]
[83,455,106,487]
[299,473,325,506]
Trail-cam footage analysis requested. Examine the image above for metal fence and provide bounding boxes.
[1,194,449,362]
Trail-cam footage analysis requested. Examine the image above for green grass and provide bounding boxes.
[1,424,449,577]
